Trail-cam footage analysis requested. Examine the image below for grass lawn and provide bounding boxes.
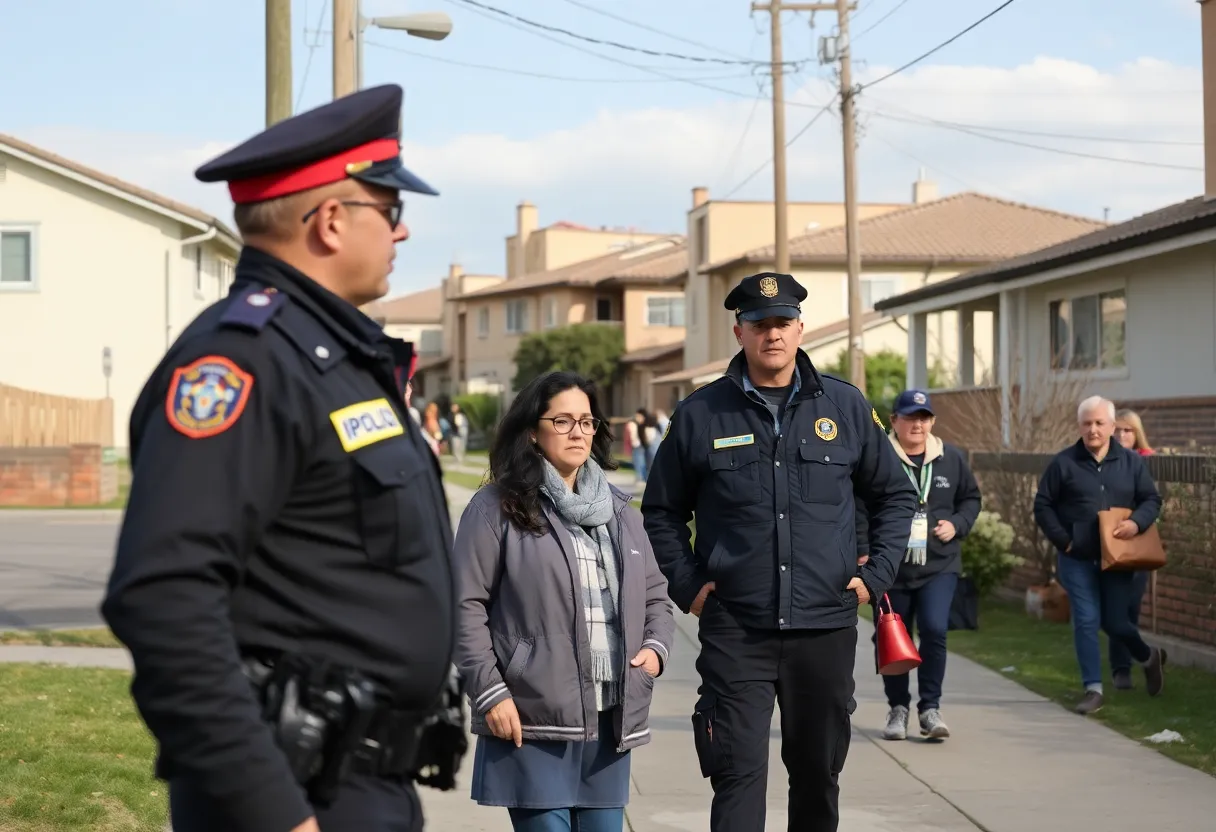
[0,629,121,649]
[0,664,165,832]
[443,470,487,492]
[897,598,1216,777]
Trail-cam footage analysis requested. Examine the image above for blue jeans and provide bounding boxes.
[1109,570,1150,674]
[631,447,647,481]
[1055,554,1152,689]
[508,807,625,832]
[881,571,958,712]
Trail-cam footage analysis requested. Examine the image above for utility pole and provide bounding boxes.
[835,0,865,392]
[265,0,292,126]
[334,0,358,98]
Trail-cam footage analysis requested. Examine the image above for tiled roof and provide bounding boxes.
[619,342,683,365]
[0,133,239,242]
[651,311,887,385]
[458,238,686,299]
[875,194,1216,312]
[362,285,444,323]
[706,193,1105,272]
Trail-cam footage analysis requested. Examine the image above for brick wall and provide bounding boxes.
[0,445,118,507]
[1118,396,1216,451]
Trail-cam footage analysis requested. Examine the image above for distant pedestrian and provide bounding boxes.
[1110,408,1155,689]
[1033,396,1166,715]
[450,402,470,464]
[453,371,675,832]
[857,390,982,742]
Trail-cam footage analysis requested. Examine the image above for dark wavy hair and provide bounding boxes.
[489,371,618,534]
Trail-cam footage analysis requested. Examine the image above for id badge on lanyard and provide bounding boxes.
[905,461,932,566]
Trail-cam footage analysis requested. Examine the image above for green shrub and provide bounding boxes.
[455,393,500,449]
[960,510,1022,598]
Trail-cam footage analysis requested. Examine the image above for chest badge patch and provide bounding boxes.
[712,433,754,450]
[329,398,404,452]
[814,418,838,441]
[166,355,254,439]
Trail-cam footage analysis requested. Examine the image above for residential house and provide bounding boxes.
[654,188,1105,405]
[361,284,448,398]
[0,134,241,450]
[457,237,687,416]
[874,0,1216,451]
[408,263,505,401]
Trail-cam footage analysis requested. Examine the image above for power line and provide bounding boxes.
[448,0,780,66]
[295,0,330,111]
[362,39,764,83]
[868,108,1203,147]
[870,111,1202,172]
[557,0,754,61]
[723,94,840,199]
[859,0,1017,91]
[853,0,913,42]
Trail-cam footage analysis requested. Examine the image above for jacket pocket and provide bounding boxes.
[1070,520,1098,559]
[621,666,656,747]
[351,441,434,568]
[691,695,730,778]
[798,443,855,522]
[707,443,762,507]
[501,634,583,732]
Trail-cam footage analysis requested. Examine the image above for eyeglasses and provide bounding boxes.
[540,416,601,435]
[301,199,404,228]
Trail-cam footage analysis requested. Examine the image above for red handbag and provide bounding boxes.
[875,594,922,676]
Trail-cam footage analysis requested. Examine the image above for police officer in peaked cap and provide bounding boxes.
[101,85,464,832]
[641,272,917,832]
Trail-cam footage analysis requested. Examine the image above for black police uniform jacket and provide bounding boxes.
[101,247,455,832]
[641,349,918,631]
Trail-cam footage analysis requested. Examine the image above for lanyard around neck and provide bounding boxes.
[903,459,932,506]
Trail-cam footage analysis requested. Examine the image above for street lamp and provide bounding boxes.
[357,10,454,89]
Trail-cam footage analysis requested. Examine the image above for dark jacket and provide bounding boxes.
[101,248,454,832]
[641,350,917,631]
[453,484,675,752]
[1033,438,1162,561]
[856,434,982,590]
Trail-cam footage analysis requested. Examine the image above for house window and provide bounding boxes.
[543,296,558,329]
[647,296,686,327]
[477,307,490,338]
[218,257,235,291]
[1049,289,1126,371]
[506,299,529,334]
[595,298,614,321]
[420,329,443,355]
[862,278,899,311]
[0,227,34,287]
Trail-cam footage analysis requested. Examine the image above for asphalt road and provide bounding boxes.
[0,509,121,629]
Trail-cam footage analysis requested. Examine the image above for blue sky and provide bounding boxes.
[1,0,1205,293]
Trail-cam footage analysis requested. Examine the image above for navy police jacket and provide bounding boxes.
[641,350,917,631]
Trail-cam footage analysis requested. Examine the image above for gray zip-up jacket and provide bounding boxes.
[453,483,676,752]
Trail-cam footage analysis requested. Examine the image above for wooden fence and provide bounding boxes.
[0,383,114,448]
[968,450,1216,647]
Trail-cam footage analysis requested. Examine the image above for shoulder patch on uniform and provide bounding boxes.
[872,408,886,431]
[219,286,287,332]
[713,433,754,450]
[165,355,254,439]
[329,398,405,452]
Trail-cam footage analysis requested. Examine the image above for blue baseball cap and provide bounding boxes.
[893,389,934,417]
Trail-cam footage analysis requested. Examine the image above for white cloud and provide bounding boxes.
[15,55,1205,292]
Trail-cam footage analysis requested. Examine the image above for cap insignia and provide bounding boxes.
[759,276,779,298]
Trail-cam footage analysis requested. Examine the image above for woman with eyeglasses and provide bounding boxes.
[1110,408,1155,690]
[452,371,676,832]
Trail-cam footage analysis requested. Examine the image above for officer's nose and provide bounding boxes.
[394,223,410,243]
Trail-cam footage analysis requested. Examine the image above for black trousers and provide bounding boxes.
[168,773,423,832]
[691,596,857,832]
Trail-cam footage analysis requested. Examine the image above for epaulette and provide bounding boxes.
[219,285,288,332]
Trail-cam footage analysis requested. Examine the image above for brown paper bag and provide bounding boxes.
[1098,507,1166,572]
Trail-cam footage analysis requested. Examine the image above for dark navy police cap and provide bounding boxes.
[893,389,934,417]
[724,272,808,322]
[194,84,437,204]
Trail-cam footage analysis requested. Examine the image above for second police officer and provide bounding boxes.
[641,272,917,832]
[101,86,465,832]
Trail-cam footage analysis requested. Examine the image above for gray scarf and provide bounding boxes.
[539,457,623,697]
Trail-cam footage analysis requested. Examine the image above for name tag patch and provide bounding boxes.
[713,433,754,450]
[329,398,404,452]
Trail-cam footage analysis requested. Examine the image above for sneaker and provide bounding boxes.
[1144,647,1167,697]
[1075,690,1104,715]
[881,705,909,741]
[919,708,950,739]
[1112,669,1134,691]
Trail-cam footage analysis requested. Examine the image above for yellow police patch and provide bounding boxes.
[872,408,886,431]
[712,433,754,450]
[329,398,404,452]
[814,418,838,441]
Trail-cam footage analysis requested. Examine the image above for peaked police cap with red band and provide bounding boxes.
[194,84,437,204]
